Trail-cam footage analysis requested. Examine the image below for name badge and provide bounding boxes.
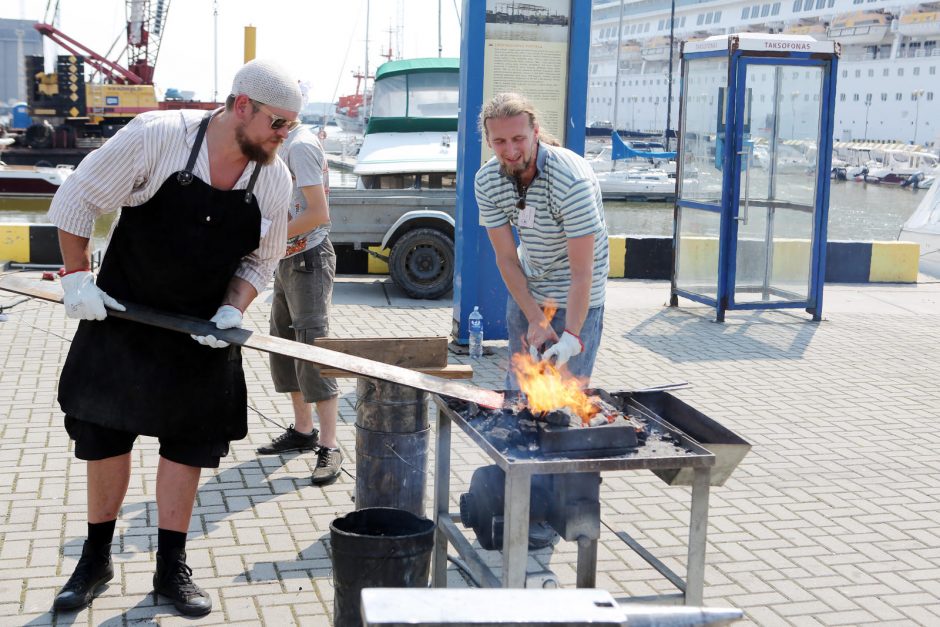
[518,204,535,228]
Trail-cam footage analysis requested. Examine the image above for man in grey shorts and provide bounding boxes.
[257,123,343,485]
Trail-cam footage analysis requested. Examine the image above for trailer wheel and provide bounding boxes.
[389,228,454,299]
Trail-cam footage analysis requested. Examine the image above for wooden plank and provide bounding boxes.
[318,364,472,379]
[314,337,447,368]
[0,274,503,408]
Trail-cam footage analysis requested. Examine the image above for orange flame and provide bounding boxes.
[511,352,598,424]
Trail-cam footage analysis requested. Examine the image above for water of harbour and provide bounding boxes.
[604,179,925,241]
[0,176,926,250]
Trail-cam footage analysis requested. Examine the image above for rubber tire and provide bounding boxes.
[388,228,454,300]
[25,123,53,149]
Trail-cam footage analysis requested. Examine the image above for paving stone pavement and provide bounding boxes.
[1,272,939,625]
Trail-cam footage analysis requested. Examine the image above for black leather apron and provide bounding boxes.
[58,112,262,442]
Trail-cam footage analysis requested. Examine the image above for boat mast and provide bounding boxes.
[438,0,443,57]
[611,0,625,172]
[665,0,676,151]
[364,0,370,95]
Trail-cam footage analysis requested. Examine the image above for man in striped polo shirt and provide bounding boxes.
[475,92,609,388]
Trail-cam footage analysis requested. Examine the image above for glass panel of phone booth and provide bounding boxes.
[733,63,823,305]
[675,56,727,299]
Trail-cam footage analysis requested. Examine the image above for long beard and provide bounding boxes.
[236,124,278,164]
[498,155,531,177]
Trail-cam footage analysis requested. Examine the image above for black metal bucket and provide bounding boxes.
[330,507,435,627]
[355,378,429,516]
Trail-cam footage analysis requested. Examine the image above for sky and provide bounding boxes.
[10,0,463,107]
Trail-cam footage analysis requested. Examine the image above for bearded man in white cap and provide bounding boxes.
[47,59,301,617]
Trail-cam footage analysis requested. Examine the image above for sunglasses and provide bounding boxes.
[515,180,529,210]
[251,100,300,131]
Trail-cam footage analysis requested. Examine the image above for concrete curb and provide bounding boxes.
[2,223,920,283]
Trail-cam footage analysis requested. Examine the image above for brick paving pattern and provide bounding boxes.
[0,273,939,625]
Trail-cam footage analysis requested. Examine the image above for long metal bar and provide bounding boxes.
[685,467,711,606]
[0,275,504,408]
[613,529,687,592]
[438,516,502,589]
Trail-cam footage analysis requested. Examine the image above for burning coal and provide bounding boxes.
[510,351,605,425]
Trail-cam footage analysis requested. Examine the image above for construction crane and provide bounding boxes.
[34,0,170,85]
[22,0,213,151]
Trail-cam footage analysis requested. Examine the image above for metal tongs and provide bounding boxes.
[631,381,691,394]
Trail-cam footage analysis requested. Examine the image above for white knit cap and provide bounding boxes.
[230,59,303,113]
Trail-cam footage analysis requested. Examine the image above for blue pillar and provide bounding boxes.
[452,0,593,344]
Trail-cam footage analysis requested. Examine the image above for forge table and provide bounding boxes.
[429,393,719,606]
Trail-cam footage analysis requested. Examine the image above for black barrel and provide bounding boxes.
[355,378,429,516]
[330,507,435,627]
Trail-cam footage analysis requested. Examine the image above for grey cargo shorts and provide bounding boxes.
[269,239,339,403]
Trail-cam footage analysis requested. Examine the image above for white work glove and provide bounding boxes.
[191,305,243,349]
[60,271,126,320]
[541,330,583,367]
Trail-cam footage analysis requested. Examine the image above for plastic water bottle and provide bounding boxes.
[468,306,483,359]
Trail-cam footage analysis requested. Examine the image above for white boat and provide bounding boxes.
[0,160,74,197]
[354,57,459,189]
[863,149,940,185]
[587,144,676,174]
[897,10,940,37]
[640,36,676,62]
[587,0,940,145]
[313,122,362,156]
[899,178,940,276]
[596,168,677,201]
[826,12,891,45]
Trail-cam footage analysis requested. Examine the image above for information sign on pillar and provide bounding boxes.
[453,0,591,343]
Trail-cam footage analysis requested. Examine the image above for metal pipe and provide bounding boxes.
[665,0,676,150]
[611,0,625,171]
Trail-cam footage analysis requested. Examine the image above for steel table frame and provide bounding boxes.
[430,395,715,605]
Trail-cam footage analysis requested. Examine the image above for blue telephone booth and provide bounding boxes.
[670,33,839,322]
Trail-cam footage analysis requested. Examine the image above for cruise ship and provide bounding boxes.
[588,0,940,147]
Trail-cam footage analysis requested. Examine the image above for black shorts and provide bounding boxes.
[64,416,230,469]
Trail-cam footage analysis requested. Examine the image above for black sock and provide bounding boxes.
[87,520,116,550]
[157,528,187,556]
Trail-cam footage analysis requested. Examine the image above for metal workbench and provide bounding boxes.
[429,392,735,605]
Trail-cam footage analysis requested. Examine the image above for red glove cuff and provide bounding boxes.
[564,329,584,352]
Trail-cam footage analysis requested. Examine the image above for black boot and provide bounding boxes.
[52,541,114,611]
[153,550,212,616]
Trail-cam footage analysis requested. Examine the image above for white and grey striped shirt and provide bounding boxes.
[475,142,609,307]
[48,109,291,293]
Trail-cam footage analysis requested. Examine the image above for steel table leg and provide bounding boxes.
[432,402,451,588]
[575,535,598,588]
[685,467,710,605]
[502,468,531,588]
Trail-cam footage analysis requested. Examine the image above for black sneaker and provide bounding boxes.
[153,550,212,617]
[256,425,319,454]
[52,540,114,611]
[311,447,343,485]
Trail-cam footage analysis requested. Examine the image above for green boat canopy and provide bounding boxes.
[374,58,460,81]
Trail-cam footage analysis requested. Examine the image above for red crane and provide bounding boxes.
[33,0,171,85]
